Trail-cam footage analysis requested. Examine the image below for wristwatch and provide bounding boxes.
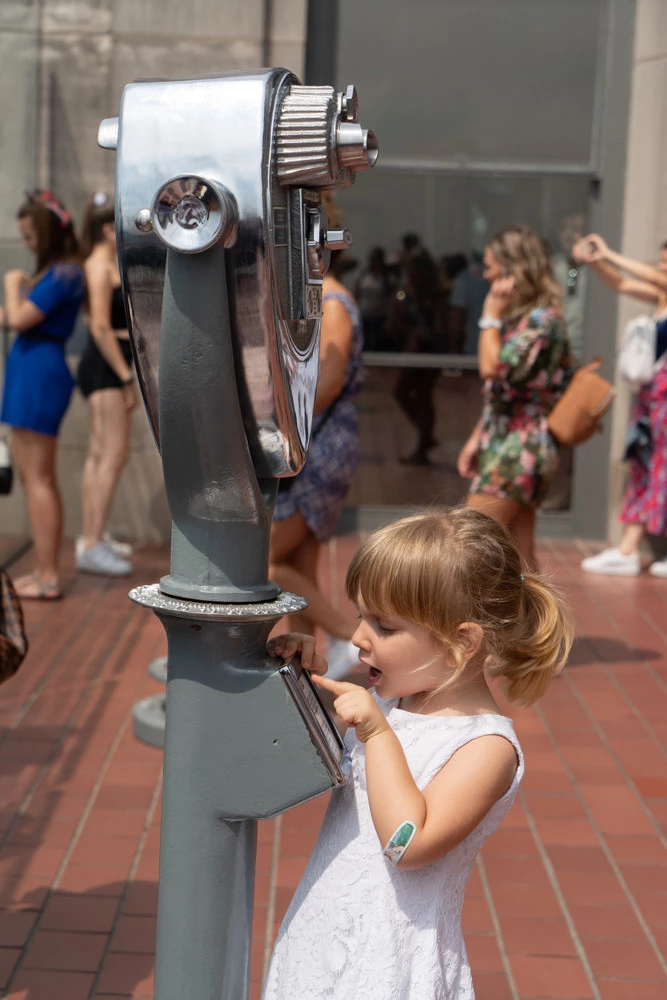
[478,316,503,330]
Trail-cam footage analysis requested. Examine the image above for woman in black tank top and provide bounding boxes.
[76,194,136,577]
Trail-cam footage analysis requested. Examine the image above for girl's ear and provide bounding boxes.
[456,623,484,662]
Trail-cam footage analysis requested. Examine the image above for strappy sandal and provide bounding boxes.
[13,572,62,601]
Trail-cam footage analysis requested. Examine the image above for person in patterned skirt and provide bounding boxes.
[574,234,667,578]
[457,226,573,569]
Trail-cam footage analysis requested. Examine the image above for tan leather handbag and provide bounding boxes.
[547,358,615,447]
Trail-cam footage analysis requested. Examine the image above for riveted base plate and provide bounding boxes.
[129,584,307,621]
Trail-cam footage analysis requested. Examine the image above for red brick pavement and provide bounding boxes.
[0,537,666,999]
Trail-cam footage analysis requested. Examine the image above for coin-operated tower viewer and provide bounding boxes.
[98,69,377,999]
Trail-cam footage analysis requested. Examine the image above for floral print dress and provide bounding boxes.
[470,307,572,507]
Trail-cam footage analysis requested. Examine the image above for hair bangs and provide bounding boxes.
[345,515,452,629]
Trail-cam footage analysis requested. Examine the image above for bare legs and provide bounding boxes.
[618,523,644,555]
[270,511,355,639]
[466,493,538,571]
[81,388,131,548]
[11,428,62,594]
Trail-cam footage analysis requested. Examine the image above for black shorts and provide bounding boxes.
[78,334,133,399]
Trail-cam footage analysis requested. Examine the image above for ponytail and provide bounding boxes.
[489,574,574,706]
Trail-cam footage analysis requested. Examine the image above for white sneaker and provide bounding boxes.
[326,638,359,681]
[76,534,133,559]
[77,540,133,577]
[104,533,133,558]
[581,548,641,577]
[648,557,667,578]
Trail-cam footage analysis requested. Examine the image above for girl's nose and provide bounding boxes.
[351,621,370,650]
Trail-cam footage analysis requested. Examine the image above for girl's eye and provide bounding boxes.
[376,622,395,635]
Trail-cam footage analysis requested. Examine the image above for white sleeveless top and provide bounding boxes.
[262,695,524,1000]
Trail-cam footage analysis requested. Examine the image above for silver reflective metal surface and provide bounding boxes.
[107,69,377,477]
[134,208,153,232]
[151,175,238,253]
[98,117,119,150]
[129,583,307,621]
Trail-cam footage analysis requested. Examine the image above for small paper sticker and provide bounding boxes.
[382,821,416,866]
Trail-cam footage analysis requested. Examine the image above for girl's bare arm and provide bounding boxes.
[313,675,517,870]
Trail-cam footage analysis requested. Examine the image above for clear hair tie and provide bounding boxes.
[93,192,108,207]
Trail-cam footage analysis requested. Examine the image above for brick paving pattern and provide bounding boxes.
[1,537,666,999]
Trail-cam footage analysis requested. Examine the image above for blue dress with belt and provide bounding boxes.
[1,262,85,436]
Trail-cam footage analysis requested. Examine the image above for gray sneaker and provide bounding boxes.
[77,540,132,577]
[76,534,133,560]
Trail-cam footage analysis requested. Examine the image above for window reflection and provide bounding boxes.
[348,366,482,507]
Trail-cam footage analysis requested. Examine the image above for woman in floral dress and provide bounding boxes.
[458,226,572,568]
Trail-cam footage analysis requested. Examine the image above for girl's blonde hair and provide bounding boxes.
[346,507,573,706]
[487,225,562,320]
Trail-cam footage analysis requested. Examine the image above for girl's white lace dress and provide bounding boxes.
[262,696,524,1000]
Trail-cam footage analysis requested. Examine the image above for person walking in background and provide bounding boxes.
[448,251,490,357]
[76,194,136,577]
[574,233,667,577]
[552,213,588,364]
[354,247,391,351]
[457,226,572,569]
[263,507,572,1000]
[391,251,443,465]
[0,191,84,600]
[270,247,364,680]
[438,252,469,354]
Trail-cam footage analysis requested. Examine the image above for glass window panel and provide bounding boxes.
[348,366,482,507]
[347,365,574,510]
[338,171,590,359]
[337,0,603,165]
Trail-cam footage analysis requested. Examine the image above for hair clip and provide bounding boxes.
[93,192,109,207]
[25,189,72,229]
[520,573,525,582]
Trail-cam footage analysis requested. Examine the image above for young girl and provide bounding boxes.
[264,506,572,1000]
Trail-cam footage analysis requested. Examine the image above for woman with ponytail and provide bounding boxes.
[263,506,572,1000]
[75,193,135,577]
[0,191,84,599]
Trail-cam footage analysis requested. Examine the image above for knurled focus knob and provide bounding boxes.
[275,84,378,190]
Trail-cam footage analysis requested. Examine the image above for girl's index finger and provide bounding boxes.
[311,674,358,696]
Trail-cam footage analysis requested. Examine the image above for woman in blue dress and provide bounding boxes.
[1,191,84,599]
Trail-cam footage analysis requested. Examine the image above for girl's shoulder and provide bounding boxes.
[378,696,519,741]
[377,699,524,788]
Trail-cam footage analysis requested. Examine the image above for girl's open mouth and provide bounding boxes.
[368,666,382,685]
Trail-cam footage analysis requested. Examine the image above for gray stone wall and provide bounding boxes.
[1,0,307,543]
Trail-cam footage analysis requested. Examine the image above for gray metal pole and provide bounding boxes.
[102,67,378,1000]
[152,616,274,1000]
[142,248,292,999]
